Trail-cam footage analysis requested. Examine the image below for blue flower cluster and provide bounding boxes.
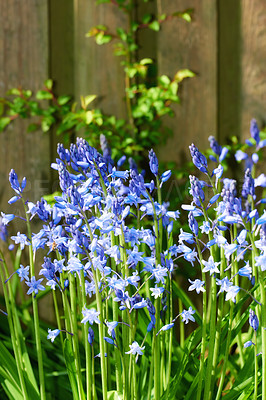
[6,137,184,354]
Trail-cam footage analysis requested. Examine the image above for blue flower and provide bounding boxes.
[26,276,45,296]
[81,307,100,325]
[88,327,94,345]
[225,285,240,303]
[47,328,61,343]
[189,143,208,174]
[11,232,30,250]
[16,265,30,282]
[255,252,266,271]
[149,149,159,176]
[188,211,198,236]
[250,119,260,145]
[150,286,165,299]
[105,321,118,339]
[188,279,205,294]
[181,307,195,324]
[249,309,259,331]
[244,340,255,348]
[189,175,205,207]
[202,256,220,276]
[125,341,145,356]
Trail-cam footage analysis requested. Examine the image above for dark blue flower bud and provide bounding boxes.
[208,136,222,156]
[250,119,260,144]
[188,211,198,236]
[189,143,208,174]
[249,309,259,331]
[88,327,94,345]
[242,168,255,199]
[149,149,159,176]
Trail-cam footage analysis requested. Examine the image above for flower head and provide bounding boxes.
[125,341,145,356]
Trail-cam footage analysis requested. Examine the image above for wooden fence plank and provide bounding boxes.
[74,0,127,118]
[0,0,51,320]
[0,0,50,205]
[240,0,266,137]
[156,0,217,165]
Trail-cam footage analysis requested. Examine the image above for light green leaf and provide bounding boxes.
[140,58,153,65]
[0,117,10,131]
[174,69,196,83]
[63,339,79,400]
[107,391,123,400]
[36,90,53,100]
[85,110,94,124]
[148,20,160,31]
[58,95,71,105]
[45,79,53,90]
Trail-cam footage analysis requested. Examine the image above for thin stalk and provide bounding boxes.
[259,270,266,399]
[154,298,161,400]
[92,267,108,400]
[80,270,92,400]
[52,290,64,350]
[0,262,29,399]
[203,275,217,400]
[68,273,85,399]
[215,304,233,400]
[23,199,46,400]
[254,333,258,400]
[196,239,207,400]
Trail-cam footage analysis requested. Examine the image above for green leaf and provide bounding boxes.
[6,88,21,96]
[159,75,171,86]
[58,95,71,106]
[107,391,123,400]
[0,117,10,131]
[82,95,97,108]
[140,58,153,65]
[44,79,53,90]
[63,339,79,400]
[41,115,55,132]
[85,110,94,124]
[174,69,196,83]
[0,102,4,116]
[95,32,112,45]
[172,9,193,23]
[36,90,53,100]
[116,27,127,41]
[148,20,160,31]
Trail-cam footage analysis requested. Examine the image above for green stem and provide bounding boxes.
[80,270,92,400]
[69,273,85,399]
[215,304,233,400]
[259,270,266,399]
[203,276,217,400]
[23,199,46,400]
[154,298,161,400]
[92,267,108,400]
[254,333,258,400]
[0,262,29,399]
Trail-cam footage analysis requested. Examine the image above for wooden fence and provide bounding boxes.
[0,0,266,319]
[1,0,266,204]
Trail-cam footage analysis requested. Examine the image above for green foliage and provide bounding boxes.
[0,1,195,165]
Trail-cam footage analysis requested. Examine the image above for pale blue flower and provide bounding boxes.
[47,328,60,343]
[81,307,100,325]
[188,279,205,294]
[202,256,220,276]
[11,232,30,250]
[181,307,195,324]
[125,341,145,355]
[150,286,165,299]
